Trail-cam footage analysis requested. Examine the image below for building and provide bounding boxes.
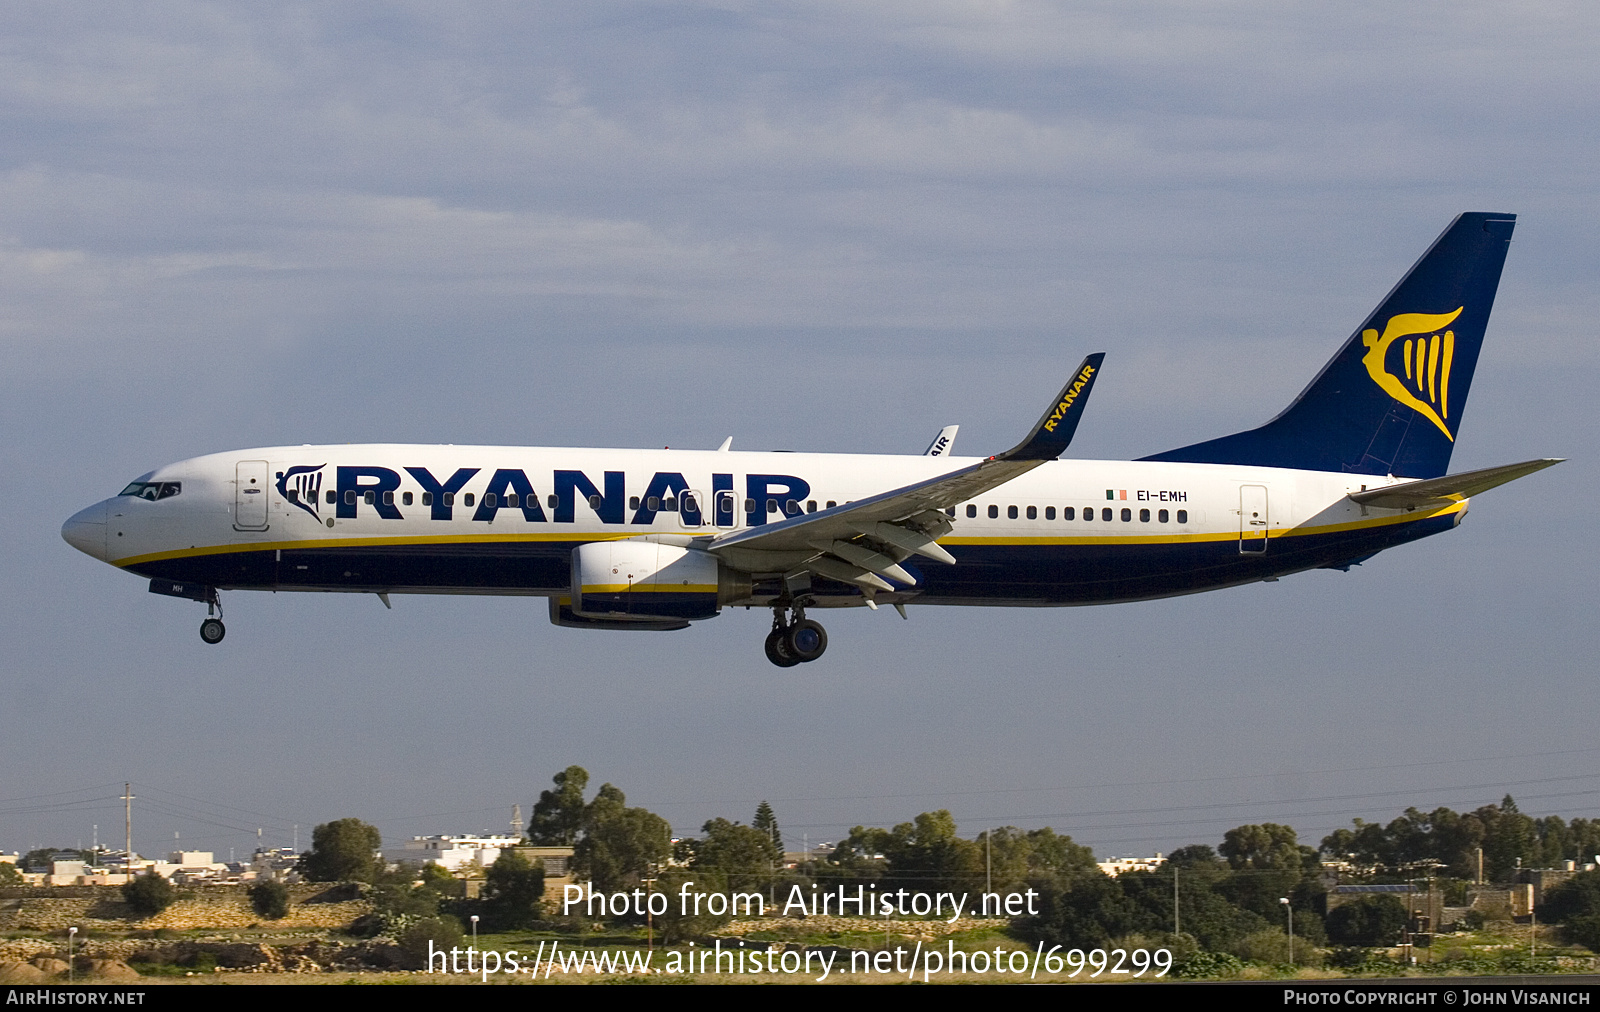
[1098,853,1167,877]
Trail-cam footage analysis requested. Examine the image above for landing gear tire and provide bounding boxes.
[764,627,800,667]
[199,618,226,644]
[785,619,827,662]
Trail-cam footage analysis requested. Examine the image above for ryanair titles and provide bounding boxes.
[1041,362,1097,434]
[275,465,812,527]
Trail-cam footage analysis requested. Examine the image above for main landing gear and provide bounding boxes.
[199,590,225,645]
[764,606,827,667]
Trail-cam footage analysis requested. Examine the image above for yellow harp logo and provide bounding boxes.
[1360,307,1463,442]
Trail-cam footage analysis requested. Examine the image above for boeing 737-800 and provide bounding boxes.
[62,212,1559,665]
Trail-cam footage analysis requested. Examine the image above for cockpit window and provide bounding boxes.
[118,481,181,501]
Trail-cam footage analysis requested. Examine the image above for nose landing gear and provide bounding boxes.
[764,605,827,667]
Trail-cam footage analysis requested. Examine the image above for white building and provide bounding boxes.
[1097,853,1167,877]
[403,834,523,872]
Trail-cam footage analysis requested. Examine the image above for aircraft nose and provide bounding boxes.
[62,500,109,561]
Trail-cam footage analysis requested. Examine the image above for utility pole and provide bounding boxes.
[122,784,134,877]
[1173,864,1180,937]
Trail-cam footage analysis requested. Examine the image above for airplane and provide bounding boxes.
[62,212,1560,666]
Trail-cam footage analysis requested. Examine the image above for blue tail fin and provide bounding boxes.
[1141,212,1515,478]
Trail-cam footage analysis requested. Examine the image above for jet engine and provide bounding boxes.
[569,540,749,624]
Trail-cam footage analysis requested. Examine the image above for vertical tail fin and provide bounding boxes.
[1142,212,1515,478]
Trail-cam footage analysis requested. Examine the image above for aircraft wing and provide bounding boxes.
[705,354,1104,592]
[1348,458,1563,510]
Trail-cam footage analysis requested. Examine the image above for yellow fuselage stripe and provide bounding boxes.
[114,502,1462,568]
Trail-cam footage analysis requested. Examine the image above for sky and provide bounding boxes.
[3,2,1597,865]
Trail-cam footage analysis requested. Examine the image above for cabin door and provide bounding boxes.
[235,460,271,531]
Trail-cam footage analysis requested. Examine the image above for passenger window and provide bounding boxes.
[945,507,956,517]
[1084,507,1093,521]
[680,493,696,512]
[629,496,640,510]
[1062,507,1073,520]
[1045,506,1055,520]
[967,505,977,518]
[1008,505,1018,519]
[383,491,395,506]
[1158,509,1168,523]
[1102,508,1113,521]
[1139,508,1149,522]
[767,499,779,514]
[1177,510,1188,524]
[548,494,558,509]
[1120,508,1131,522]
[422,492,433,506]
[403,491,413,506]
[744,498,756,513]
[286,489,299,503]
[443,492,454,506]
[785,498,799,514]
[827,500,837,509]
[586,494,601,509]
[484,492,497,508]
[807,500,817,513]
[1026,506,1037,519]
[987,505,998,519]
[506,493,518,507]
[363,491,375,505]
[663,497,676,511]
[648,496,661,511]
[464,493,475,507]
[327,490,337,504]
[345,490,356,505]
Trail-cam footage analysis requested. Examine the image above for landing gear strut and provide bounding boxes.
[199,590,225,645]
[764,605,827,667]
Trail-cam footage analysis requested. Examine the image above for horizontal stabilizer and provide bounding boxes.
[1349,458,1562,510]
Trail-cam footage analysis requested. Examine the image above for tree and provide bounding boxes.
[0,862,22,885]
[1539,869,1600,925]
[248,880,291,919]
[753,801,783,852]
[1021,873,1152,948]
[1217,823,1319,924]
[693,819,780,882]
[122,873,175,917]
[483,850,545,930]
[396,915,463,970]
[1326,895,1407,946]
[652,869,732,942]
[528,766,590,845]
[298,818,382,883]
[571,784,672,893]
[880,810,983,893]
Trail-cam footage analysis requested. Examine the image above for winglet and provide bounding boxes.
[995,353,1105,461]
[923,424,959,456]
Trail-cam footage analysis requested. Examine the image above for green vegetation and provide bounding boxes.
[298,817,383,883]
[247,879,291,920]
[483,850,545,931]
[121,873,175,917]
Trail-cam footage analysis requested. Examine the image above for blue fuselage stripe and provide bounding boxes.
[124,515,1454,606]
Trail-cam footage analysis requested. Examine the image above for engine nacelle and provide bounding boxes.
[571,541,746,623]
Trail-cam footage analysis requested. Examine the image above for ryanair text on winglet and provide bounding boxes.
[1042,364,1096,433]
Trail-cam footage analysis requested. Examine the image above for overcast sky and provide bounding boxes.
[3,2,1597,863]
